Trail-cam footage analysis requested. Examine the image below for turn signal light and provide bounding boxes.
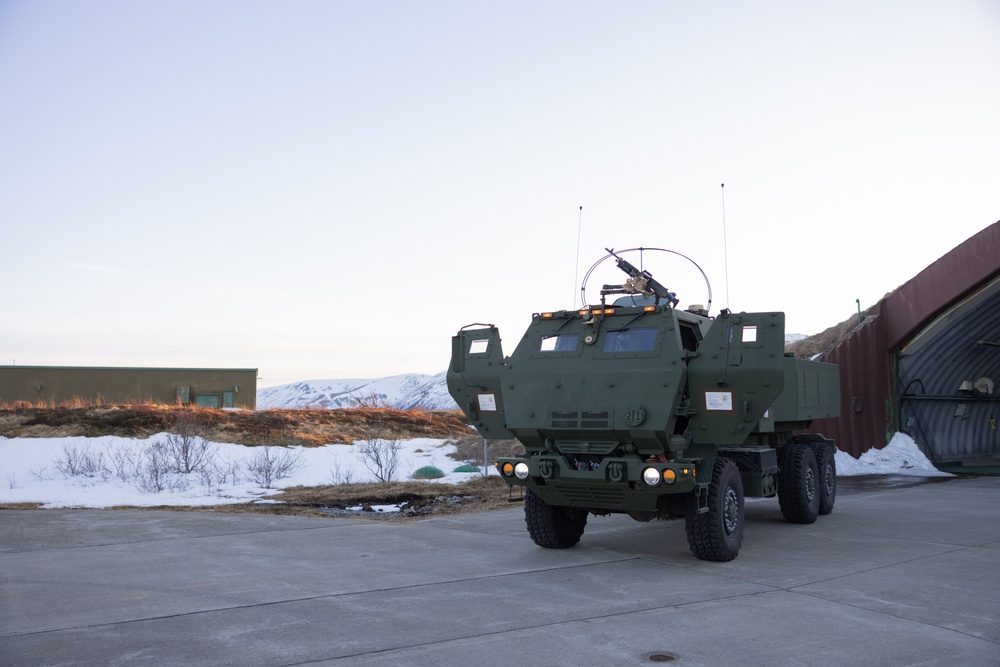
[501,462,514,476]
[662,469,677,484]
[643,305,656,313]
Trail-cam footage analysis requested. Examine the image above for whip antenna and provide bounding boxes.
[573,205,583,307]
[721,183,730,311]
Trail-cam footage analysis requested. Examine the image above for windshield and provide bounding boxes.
[601,327,658,353]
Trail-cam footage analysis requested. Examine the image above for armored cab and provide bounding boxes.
[448,248,840,561]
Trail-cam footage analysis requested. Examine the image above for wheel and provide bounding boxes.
[523,488,587,548]
[811,443,836,515]
[685,457,744,562]
[777,443,820,524]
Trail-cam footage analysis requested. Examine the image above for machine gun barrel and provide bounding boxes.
[604,248,678,305]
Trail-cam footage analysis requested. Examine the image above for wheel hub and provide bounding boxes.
[723,486,739,535]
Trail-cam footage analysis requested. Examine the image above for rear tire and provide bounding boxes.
[686,457,744,562]
[811,443,837,515]
[524,488,587,548]
[777,444,820,524]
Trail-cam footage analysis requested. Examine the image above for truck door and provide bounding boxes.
[686,311,786,444]
[447,326,514,439]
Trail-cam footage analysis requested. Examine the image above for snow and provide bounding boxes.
[834,432,951,477]
[0,431,951,510]
[0,434,485,509]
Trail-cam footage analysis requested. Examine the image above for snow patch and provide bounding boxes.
[835,432,952,477]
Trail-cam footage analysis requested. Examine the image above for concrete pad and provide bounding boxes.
[2,475,999,666]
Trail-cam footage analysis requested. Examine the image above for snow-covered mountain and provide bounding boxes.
[260,333,811,411]
[257,371,458,411]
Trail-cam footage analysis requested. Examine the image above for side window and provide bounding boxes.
[539,333,580,352]
[679,322,700,352]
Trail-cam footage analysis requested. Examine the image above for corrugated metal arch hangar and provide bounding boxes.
[810,220,1000,462]
[897,272,1000,462]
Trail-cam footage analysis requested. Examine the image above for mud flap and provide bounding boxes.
[447,326,514,439]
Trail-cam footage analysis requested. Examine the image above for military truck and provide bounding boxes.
[447,247,840,561]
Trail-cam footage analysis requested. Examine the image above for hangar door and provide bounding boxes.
[896,274,1000,463]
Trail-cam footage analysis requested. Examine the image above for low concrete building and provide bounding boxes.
[0,366,257,409]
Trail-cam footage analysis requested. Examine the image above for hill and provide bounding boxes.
[258,372,457,411]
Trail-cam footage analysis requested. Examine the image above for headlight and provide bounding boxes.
[642,467,661,487]
[514,462,530,479]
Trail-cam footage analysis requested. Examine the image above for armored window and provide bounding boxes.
[468,339,490,354]
[679,323,700,352]
[539,333,580,352]
[601,327,658,353]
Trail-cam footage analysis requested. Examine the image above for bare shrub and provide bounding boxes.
[133,441,188,493]
[214,456,242,486]
[247,446,302,488]
[162,433,216,474]
[357,436,402,483]
[133,443,169,493]
[329,460,357,485]
[451,435,524,475]
[160,412,216,474]
[6,472,16,489]
[55,443,110,480]
[107,441,141,482]
[27,463,50,482]
[197,462,222,493]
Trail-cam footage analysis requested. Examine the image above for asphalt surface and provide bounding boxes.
[2,474,998,667]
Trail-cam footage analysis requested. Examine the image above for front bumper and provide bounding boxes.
[496,455,698,511]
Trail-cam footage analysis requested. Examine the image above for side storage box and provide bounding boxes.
[770,356,840,425]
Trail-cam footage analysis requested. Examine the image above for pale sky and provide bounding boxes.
[1,1,998,387]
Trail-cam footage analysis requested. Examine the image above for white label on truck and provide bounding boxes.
[477,393,498,411]
[705,391,734,411]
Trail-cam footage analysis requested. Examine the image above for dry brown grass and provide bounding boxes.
[0,404,471,446]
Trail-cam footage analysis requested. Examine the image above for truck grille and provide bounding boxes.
[553,485,626,506]
[550,410,612,429]
[556,441,618,455]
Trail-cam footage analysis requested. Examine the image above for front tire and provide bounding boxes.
[686,457,744,562]
[524,489,588,548]
[777,443,820,524]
